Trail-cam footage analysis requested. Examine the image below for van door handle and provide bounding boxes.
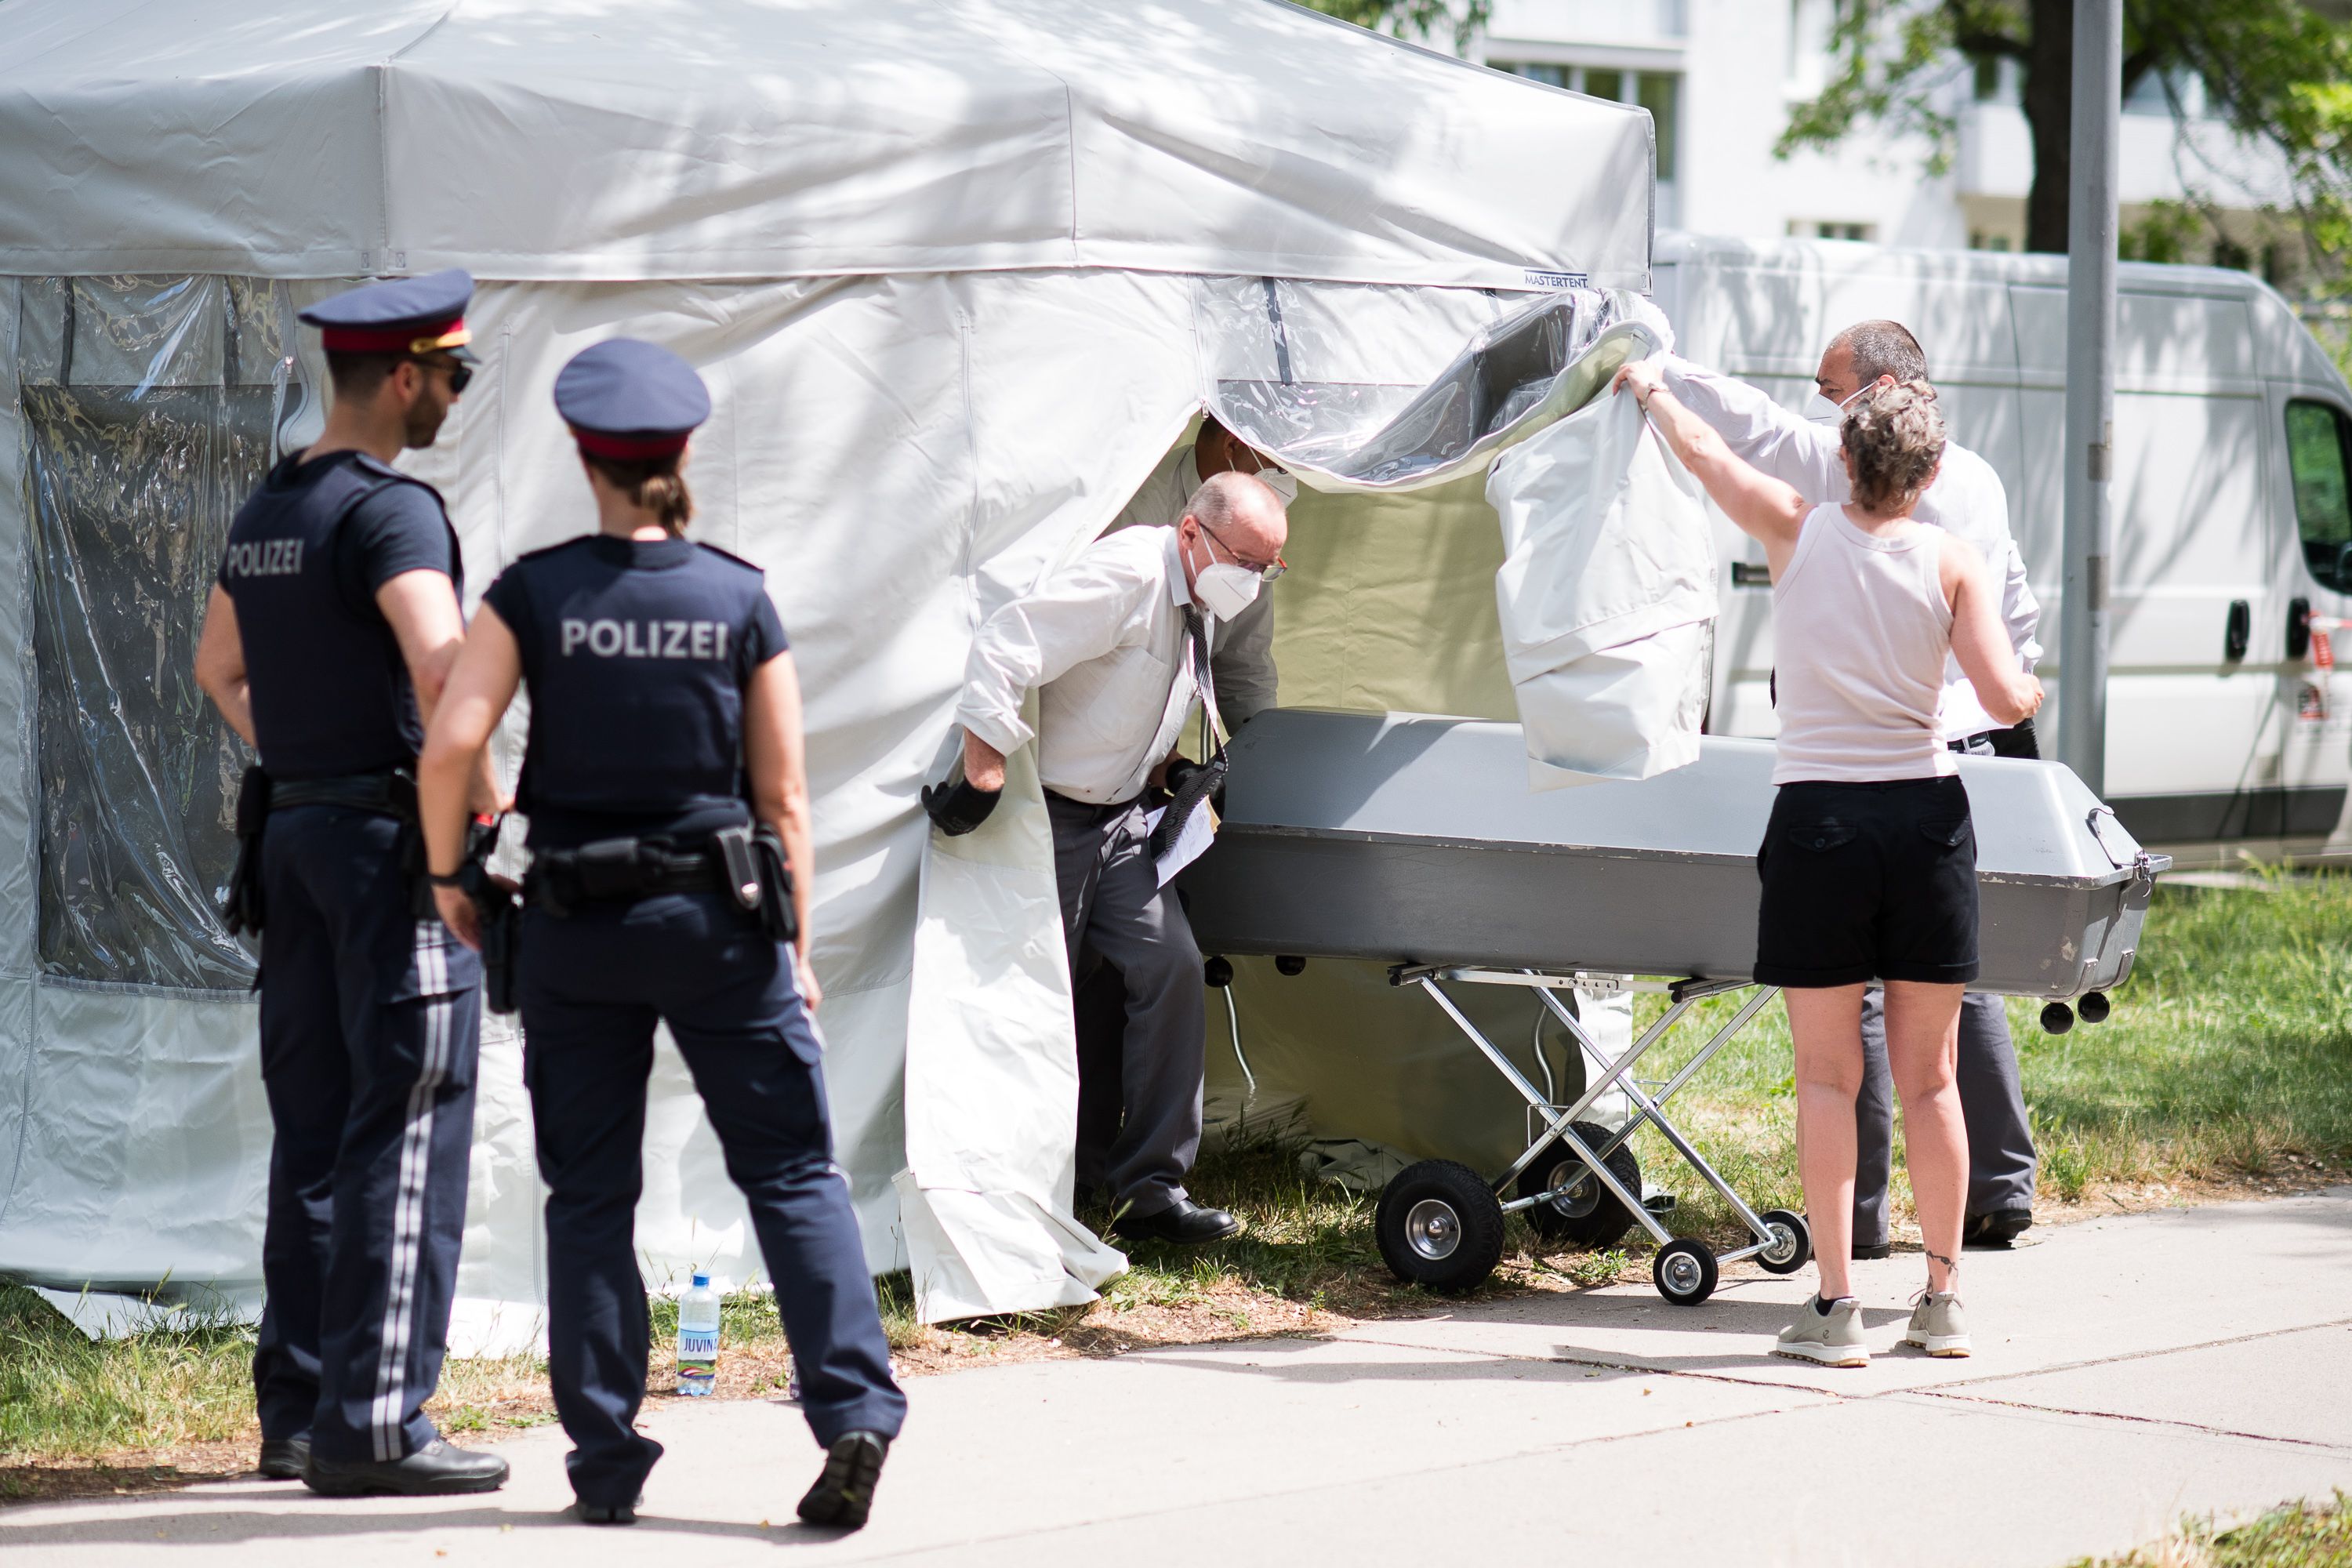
[2288,596,2312,660]
[2225,600,2251,661]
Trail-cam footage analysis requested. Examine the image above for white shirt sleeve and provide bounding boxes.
[1661,354,1850,501]
[1950,453,2043,667]
[955,550,1151,757]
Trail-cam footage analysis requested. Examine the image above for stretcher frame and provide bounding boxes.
[1380,964,1809,1305]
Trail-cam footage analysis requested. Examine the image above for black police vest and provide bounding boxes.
[491,535,776,849]
[221,452,458,780]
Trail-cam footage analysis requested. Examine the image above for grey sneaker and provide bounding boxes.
[1773,1296,1868,1367]
[1903,1289,1972,1357]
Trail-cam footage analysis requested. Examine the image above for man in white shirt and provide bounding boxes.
[938,470,1290,1245]
[1106,416,1298,728]
[1664,321,2042,1254]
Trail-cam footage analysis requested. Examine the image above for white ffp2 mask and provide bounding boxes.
[1194,562,1262,622]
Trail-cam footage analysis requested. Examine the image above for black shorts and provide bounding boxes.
[1753,775,1980,989]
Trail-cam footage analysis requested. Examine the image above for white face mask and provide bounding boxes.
[1806,383,1869,425]
[1194,561,1262,622]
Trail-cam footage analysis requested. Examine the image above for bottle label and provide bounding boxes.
[677,1327,719,1393]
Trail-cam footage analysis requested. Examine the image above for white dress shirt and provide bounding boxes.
[1661,355,2043,742]
[956,526,1203,805]
[1109,444,1294,725]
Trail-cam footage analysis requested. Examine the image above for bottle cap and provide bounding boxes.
[691,1272,710,1288]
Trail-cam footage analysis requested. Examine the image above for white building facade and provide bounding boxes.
[1473,0,2301,276]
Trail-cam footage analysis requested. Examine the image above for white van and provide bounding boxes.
[1653,231,2352,860]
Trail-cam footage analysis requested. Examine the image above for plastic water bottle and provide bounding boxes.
[676,1272,720,1396]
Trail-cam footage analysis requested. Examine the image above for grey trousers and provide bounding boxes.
[1047,791,1205,1218]
[1853,988,2038,1246]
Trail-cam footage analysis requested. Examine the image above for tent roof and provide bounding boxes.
[0,0,1653,289]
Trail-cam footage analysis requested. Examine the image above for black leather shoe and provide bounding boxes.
[575,1497,639,1526]
[1109,1198,1241,1245]
[257,1437,310,1480]
[305,1439,510,1497]
[1963,1207,2034,1249]
[1852,1240,1893,1261]
[797,1431,889,1530]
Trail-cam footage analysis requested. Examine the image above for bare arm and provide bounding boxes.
[1940,535,2044,728]
[744,651,822,1007]
[377,569,506,815]
[417,605,524,950]
[193,586,256,747]
[1613,361,1809,573]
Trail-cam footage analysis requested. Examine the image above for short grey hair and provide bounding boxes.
[1830,319,1929,385]
[1185,470,1283,535]
[1842,379,1946,514]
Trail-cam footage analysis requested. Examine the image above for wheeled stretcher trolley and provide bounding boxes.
[1178,710,2169,1305]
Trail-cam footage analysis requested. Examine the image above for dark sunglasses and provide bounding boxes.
[413,354,474,396]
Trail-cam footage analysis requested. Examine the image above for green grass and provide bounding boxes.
[2074,1491,2352,1567]
[4,878,2348,1485]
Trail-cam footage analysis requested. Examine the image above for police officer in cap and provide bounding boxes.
[416,339,906,1529]
[194,270,509,1494]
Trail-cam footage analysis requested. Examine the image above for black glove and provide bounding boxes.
[923,777,1002,837]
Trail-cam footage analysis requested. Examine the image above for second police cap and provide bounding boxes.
[554,339,711,460]
[298,268,477,361]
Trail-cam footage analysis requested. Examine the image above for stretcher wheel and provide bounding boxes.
[2078,989,2111,1024]
[1653,1237,1718,1305]
[2040,1001,2074,1035]
[1376,1160,1505,1295]
[1755,1208,1811,1275]
[1515,1123,1642,1248]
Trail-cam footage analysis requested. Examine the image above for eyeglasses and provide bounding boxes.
[1202,524,1286,582]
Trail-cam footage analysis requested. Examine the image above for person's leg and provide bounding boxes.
[1070,950,1125,1201]
[303,814,485,1466]
[1882,980,1969,1294]
[1083,806,1206,1218]
[659,901,906,1449]
[251,829,347,1447]
[1783,985,1868,1302]
[1849,988,1896,1255]
[1956,992,2038,1229]
[519,912,666,1508]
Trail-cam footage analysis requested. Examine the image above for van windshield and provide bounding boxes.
[2287,400,2352,592]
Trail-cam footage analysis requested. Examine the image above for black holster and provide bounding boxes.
[459,817,521,1015]
[220,765,272,937]
[751,825,798,945]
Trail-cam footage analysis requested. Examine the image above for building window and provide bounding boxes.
[1508,62,1570,89]
[1492,64,1681,183]
[2286,400,2352,591]
[1638,71,1679,183]
[1791,220,1874,242]
[1969,231,2015,252]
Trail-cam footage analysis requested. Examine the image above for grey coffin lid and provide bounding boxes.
[1177,709,2166,998]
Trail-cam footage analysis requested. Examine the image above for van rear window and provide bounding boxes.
[2287,400,2352,591]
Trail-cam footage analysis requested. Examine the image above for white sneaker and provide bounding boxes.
[1903,1289,1972,1357]
[1773,1296,1868,1367]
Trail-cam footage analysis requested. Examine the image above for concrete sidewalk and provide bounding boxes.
[7,1190,2349,1567]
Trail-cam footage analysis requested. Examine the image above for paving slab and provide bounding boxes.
[1338,1189,2352,1395]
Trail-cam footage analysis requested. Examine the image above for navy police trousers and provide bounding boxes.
[251,806,483,1463]
[518,891,906,1507]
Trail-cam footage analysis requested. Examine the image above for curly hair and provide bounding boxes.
[1840,379,1946,514]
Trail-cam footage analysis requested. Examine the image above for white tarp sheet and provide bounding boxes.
[0,0,1653,291]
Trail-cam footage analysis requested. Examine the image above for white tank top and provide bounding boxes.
[1770,506,1956,786]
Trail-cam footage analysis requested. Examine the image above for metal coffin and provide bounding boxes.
[1178,710,2166,998]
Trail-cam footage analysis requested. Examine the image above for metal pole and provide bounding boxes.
[2060,0,2122,795]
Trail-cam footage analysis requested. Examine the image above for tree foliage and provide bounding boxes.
[1779,0,2352,267]
[1298,0,1491,53]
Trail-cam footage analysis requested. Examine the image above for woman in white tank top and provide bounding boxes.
[1614,360,2042,1367]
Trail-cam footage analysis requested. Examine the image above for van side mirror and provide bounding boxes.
[2288,597,2313,660]
[2225,600,2251,661]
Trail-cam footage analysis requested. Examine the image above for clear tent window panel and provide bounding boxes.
[14,275,316,990]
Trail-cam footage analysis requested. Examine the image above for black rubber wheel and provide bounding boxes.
[2078,989,2111,1024]
[2040,1000,2074,1035]
[1653,1236,1719,1305]
[1203,955,1234,988]
[1515,1123,1642,1248]
[1275,954,1307,976]
[1755,1208,1812,1275]
[1376,1160,1507,1294]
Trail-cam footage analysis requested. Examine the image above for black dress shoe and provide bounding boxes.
[257,1437,311,1480]
[797,1431,889,1530]
[305,1438,510,1497]
[1109,1198,1241,1245]
[1852,1240,1893,1261]
[1963,1207,2034,1249]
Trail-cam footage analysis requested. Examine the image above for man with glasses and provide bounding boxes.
[194,270,508,1495]
[935,470,1290,1244]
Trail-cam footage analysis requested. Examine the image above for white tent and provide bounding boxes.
[0,0,1675,1333]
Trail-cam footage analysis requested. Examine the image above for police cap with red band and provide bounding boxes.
[297,269,477,361]
[554,339,710,462]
